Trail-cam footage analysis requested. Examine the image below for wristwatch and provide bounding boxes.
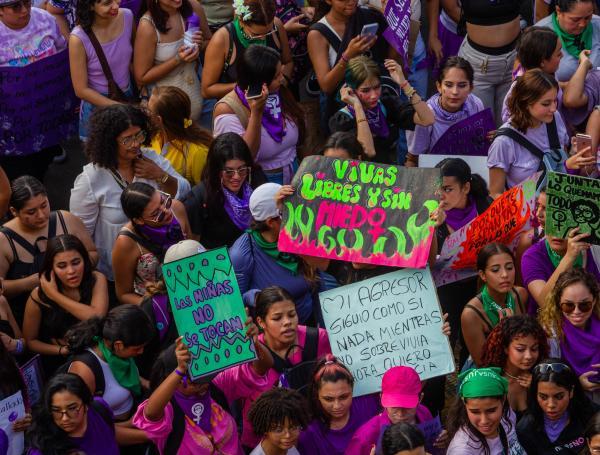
[158,172,169,184]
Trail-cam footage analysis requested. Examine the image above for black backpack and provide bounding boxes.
[56,350,105,396]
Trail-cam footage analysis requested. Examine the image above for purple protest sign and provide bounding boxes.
[0,49,78,157]
[429,108,495,156]
[382,0,411,67]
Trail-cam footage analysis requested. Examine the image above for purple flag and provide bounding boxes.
[0,49,78,157]
[430,108,495,156]
[382,0,411,67]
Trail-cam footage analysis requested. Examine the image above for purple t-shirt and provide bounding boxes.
[487,113,570,188]
[297,395,380,455]
[502,80,565,124]
[561,70,600,127]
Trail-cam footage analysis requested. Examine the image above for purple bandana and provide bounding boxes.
[560,314,600,377]
[222,182,253,230]
[430,93,479,123]
[444,195,478,231]
[347,101,390,138]
[137,216,185,254]
[234,85,286,143]
[544,411,568,442]
[173,390,213,433]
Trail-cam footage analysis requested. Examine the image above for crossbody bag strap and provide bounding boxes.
[546,117,560,150]
[84,28,127,101]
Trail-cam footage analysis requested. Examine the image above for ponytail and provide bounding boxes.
[65,317,104,354]
[436,157,490,208]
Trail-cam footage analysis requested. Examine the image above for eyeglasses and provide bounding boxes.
[222,166,250,178]
[560,300,594,314]
[246,24,278,40]
[270,424,301,435]
[51,403,83,419]
[148,190,172,223]
[3,0,31,10]
[534,363,571,375]
[118,130,147,147]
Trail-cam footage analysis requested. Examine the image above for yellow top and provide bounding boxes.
[150,136,208,186]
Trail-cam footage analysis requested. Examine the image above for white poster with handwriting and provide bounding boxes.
[319,268,455,396]
[0,391,25,455]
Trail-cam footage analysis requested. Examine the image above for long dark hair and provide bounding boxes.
[308,354,354,425]
[236,45,305,141]
[65,304,154,354]
[27,373,93,455]
[437,158,490,210]
[9,175,47,212]
[437,56,474,86]
[120,182,155,221]
[517,27,559,71]
[255,285,295,321]
[0,342,28,405]
[320,131,364,159]
[582,412,600,455]
[382,423,426,455]
[507,69,558,132]
[75,0,101,32]
[140,0,192,34]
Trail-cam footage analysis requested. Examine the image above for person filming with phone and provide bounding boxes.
[213,44,305,185]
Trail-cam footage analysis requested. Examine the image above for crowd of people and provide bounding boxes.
[0,0,599,451]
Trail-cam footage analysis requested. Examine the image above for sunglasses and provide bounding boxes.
[118,130,147,147]
[3,0,31,10]
[222,166,250,178]
[560,300,594,314]
[534,363,571,375]
[148,190,172,223]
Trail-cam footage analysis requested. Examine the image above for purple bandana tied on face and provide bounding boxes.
[222,182,253,230]
[137,216,185,254]
[560,314,600,377]
[174,390,213,433]
[347,101,390,138]
[234,85,286,143]
[430,92,479,123]
[444,195,478,231]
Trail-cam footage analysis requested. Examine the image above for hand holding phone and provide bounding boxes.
[246,83,264,100]
[360,23,379,38]
[576,133,593,159]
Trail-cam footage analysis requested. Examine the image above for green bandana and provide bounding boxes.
[233,17,266,49]
[481,284,515,328]
[551,12,593,59]
[545,239,583,269]
[458,367,508,399]
[95,337,141,397]
[250,229,299,275]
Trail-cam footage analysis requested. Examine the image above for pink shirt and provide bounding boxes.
[213,325,331,448]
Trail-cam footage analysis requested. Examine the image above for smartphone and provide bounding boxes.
[576,133,593,158]
[246,83,263,100]
[360,23,379,37]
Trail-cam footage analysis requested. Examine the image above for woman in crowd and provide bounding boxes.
[536,0,600,82]
[275,0,312,88]
[461,243,528,366]
[70,104,190,286]
[23,235,108,375]
[0,176,97,326]
[248,387,310,455]
[0,342,31,435]
[201,0,292,101]
[408,57,485,166]
[0,0,67,182]
[380,423,427,455]
[229,184,320,323]
[27,373,119,455]
[212,286,331,450]
[112,182,189,305]
[539,269,600,400]
[148,86,213,186]
[516,359,599,453]
[330,56,433,164]
[213,45,304,185]
[521,226,599,309]
[69,0,135,139]
[447,367,524,454]
[65,304,154,421]
[298,355,380,454]
[134,0,211,121]
[320,131,364,160]
[182,133,267,249]
[515,189,547,286]
[132,339,243,454]
[481,315,548,419]
[583,413,600,455]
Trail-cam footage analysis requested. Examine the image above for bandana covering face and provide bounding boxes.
[480,284,515,328]
[250,229,299,274]
[232,16,266,48]
[346,101,390,138]
[444,195,478,231]
[137,216,185,256]
[234,85,286,143]
[458,367,508,398]
[222,182,253,230]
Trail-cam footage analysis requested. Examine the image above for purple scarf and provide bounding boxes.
[430,93,479,123]
[137,216,185,255]
[347,101,390,138]
[173,390,213,433]
[234,85,286,143]
[222,182,253,230]
[544,412,568,442]
[560,314,600,376]
[444,195,478,231]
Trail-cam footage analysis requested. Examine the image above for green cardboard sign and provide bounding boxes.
[162,247,256,380]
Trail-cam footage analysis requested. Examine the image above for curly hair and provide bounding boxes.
[85,104,156,170]
[507,69,558,132]
[481,315,548,368]
[248,387,310,436]
[539,268,600,341]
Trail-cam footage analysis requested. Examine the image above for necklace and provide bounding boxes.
[504,371,520,381]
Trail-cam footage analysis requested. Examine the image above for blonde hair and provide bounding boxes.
[345,56,381,89]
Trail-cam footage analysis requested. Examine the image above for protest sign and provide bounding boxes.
[382,0,411,66]
[419,155,490,185]
[545,172,600,245]
[278,156,440,268]
[429,108,495,156]
[162,247,256,380]
[418,415,444,455]
[20,355,43,406]
[0,391,25,455]
[433,174,538,286]
[319,268,454,396]
[0,50,78,156]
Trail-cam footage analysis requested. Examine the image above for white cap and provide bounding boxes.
[249,182,281,222]
[164,240,206,263]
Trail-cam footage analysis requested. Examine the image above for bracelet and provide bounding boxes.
[400,80,409,89]
[175,368,188,386]
[403,86,416,99]
[14,339,24,355]
[340,53,349,63]
[159,173,169,184]
[356,118,368,124]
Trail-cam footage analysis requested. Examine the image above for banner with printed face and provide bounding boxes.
[429,108,495,156]
[278,156,440,268]
[320,268,454,396]
[433,174,538,286]
[162,247,256,380]
[545,172,600,245]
